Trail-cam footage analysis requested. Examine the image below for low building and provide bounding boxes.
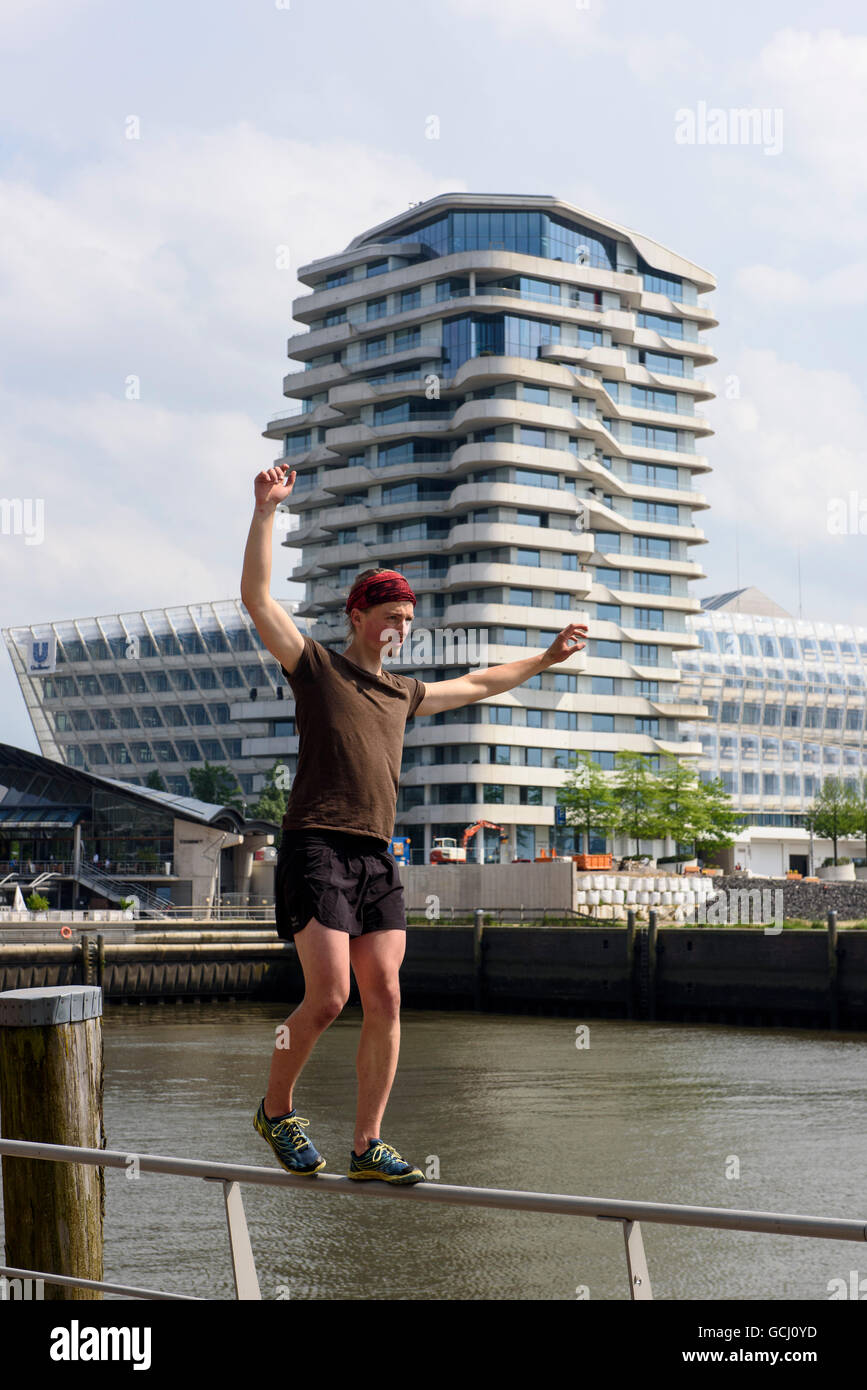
[0,743,279,914]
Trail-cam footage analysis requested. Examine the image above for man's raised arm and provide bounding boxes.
[414,623,588,716]
[240,465,306,675]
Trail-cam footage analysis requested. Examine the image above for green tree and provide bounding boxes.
[188,761,244,812]
[691,774,743,864]
[612,751,666,857]
[250,761,291,843]
[854,775,867,867]
[805,777,860,865]
[653,755,707,853]
[556,751,619,853]
[144,769,167,791]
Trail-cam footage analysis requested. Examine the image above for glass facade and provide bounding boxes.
[371,209,618,271]
[677,604,867,820]
[3,600,305,800]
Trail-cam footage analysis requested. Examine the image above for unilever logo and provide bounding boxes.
[31,639,51,669]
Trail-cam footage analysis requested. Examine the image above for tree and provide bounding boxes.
[691,774,743,864]
[612,751,666,857]
[653,755,707,853]
[556,751,619,853]
[805,777,860,865]
[250,761,292,843]
[854,776,867,867]
[188,761,244,812]
[144,770,167,791]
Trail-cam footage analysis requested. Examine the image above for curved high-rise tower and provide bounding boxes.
[263,194,717,863]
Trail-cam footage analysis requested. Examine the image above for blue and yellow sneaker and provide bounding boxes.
[253,1099,326,1176]
[347,1138,425,1184]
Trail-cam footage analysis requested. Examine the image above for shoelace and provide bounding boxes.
[368,1141,404,1165]
[268,1115,312,1152]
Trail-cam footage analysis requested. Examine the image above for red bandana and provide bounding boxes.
[345,570,417,615]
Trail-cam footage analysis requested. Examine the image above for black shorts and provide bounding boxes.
[274,829,407,942]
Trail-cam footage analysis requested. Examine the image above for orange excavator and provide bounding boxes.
[430,820,508,864]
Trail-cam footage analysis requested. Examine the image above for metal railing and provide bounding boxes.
[1,1136,864,1301]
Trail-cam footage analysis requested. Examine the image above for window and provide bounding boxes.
[525,747,542,766]
[509,588,533,606]
[515,468,559,488]
[593,714,615,732]
[555,711,578,730]
[503,628,527,644]
[520,427,546,447]
[366,259,389,277]
[634,572,671,595]
[596,604,621,622]
[596,640,622,658]
[635,644,658,665]
[490,745,511,764]
[526,709,543,727]
[488,706,513,724]
[634,608,665,630]
[636,718,659,735]
[400,288,420,311]
[517,549,541,566]
[520,786,543,805]
[592,677,615,695]
[367,297,387,320]
[484,784,505,803]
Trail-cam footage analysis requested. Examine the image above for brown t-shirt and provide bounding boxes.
[279,636,426,844]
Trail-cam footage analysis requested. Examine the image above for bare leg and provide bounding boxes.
[264,919,350,1117]
[348,929,405,1152]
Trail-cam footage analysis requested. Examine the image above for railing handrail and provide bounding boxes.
[1,1137,865,1243]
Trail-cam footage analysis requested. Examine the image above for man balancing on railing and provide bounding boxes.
[240,463,587,1183]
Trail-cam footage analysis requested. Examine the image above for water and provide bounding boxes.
[2,1001,866,1300]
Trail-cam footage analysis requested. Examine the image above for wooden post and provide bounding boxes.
[647,910,658,1022]
[0,986,104,1300]
[473,909,485,1011]
[625,909,636,1019]
[827,911,839,1030]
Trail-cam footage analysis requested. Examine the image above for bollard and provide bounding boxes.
[0,986,104,1300]
[625,909,636,1019]
[827,911,839,1030]
[473,909,485,1011]
[647,910,658,1022]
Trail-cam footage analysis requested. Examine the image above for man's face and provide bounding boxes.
[354,599,414,648]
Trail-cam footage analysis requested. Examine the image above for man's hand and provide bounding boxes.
[541,622,588,667]
[254,464,296,510]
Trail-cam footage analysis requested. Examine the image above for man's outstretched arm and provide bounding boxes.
[414,622,588,716]
[240,465,306,675]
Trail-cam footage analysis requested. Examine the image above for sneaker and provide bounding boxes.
[253,1099,326,1175]
[347,1138,425,1185]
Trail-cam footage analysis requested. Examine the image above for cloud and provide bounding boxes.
[0,122,463,631]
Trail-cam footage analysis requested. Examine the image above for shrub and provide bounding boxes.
[26,892,50,911]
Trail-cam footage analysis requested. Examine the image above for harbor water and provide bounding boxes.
[1,1000,865,1300]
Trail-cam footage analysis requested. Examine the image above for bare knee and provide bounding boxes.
[361,986,401,1019]
[305,992,349,1027]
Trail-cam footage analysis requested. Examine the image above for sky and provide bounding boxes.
[1,0,866,750]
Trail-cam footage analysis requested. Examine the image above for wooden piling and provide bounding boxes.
[0,986,104,1299]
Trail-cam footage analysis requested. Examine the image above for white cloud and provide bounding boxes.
[0,123,463,627]
[733,261,867,305]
